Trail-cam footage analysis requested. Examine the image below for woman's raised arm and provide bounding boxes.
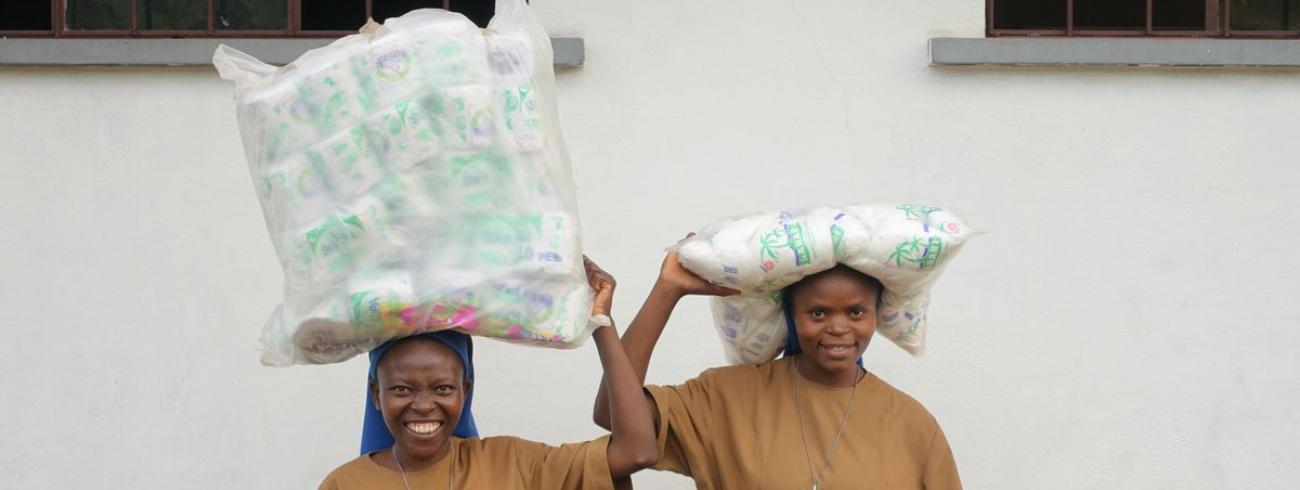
[584,257,659,478]
[592,246,736,430]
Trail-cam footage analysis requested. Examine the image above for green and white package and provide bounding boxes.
[215,1,593,366]
[675,205,978,364]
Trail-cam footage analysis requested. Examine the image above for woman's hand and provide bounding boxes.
[584,255,616,317]
[657,235,739,298]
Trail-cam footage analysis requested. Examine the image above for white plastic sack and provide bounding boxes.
[215,1,594,366]
[676,204,977,364]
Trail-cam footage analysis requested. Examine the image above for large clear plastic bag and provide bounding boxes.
[214,1,593,366]
[675,204,978,364]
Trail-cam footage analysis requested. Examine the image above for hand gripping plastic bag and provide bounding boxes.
[214,1,594,366]
[675,204,977,364]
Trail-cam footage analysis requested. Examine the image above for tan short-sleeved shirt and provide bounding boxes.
[645,357,961,490]
[318,435,613,490]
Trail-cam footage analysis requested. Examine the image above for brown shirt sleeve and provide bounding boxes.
[506,435,616,490]
[316,455,396,490]
[644,367,730,479]
[922,425,962,490]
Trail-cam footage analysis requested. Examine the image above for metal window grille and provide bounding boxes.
[987,0,1298,38]
[0,0,494,38]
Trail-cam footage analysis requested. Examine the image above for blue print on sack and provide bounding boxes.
[376,50,411,81]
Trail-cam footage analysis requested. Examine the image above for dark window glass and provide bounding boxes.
[138,0,207,30]
[1154,0,1208,29]
[1075,0,1146,28]
[302,0,365,30]
[992,0,1300,35]
[1231,0,1300,30]
[993,0,1067,29]
[451,0,495,27]
[216,0,287,30]
[370,1,495,28]
[373,0,444,23]
[67,0,132,30]
[1,1,53,30]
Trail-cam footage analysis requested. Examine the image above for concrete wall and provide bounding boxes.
[2,0,1298,488]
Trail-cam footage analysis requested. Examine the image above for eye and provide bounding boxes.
[390,385,412,395]
[849,307,866,319]
[809,309,827,320]
[434,385,457,396]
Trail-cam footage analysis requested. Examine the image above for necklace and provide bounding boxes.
[793,359,862,490]
[391,441,455,490]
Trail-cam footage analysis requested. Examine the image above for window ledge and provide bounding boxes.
[929,37,1300,67]
[0,37,584,67]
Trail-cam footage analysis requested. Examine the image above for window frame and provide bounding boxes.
[986,0,1300,38]
[0,0,454,38]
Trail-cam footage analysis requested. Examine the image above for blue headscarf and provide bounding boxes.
[360,330,479,455]
[780,288,865,367]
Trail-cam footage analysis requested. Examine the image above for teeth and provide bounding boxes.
[822,345,852,352]
[405,421,443,435]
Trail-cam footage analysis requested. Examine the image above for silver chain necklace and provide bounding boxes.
[391,441,455,490]
[793,359,863,490]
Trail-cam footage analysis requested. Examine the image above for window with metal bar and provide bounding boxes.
[988,0,1300,37]
[0,0,496,37]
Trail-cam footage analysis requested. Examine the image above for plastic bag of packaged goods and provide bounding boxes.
[214,1,595,366]
[675,204,977,364]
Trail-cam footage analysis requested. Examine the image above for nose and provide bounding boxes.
[825,319,850,336]
[412,390,438,413]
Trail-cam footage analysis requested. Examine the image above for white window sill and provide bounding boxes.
[0,37,584,67]
[929,37,1300,67]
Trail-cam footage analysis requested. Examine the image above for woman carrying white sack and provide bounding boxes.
[593,205,973,489]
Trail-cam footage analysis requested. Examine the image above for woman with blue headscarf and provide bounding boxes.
[592,248,962,489]
[321,258,657,489]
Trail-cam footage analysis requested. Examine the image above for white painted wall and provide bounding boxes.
[3,0,1298,488]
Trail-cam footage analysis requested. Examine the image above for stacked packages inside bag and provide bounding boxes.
[215,1,593,366]
[675,204,978,364]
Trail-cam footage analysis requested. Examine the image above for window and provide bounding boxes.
[0,0,496,37]
[988,0,1300,37]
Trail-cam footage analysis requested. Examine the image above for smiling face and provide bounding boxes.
[370,338,469,468]
[788,265,883,386]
